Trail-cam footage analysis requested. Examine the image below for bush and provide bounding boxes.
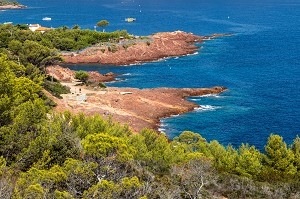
[43,79,70,99]
[75,70,89,82]
[111,44,118,53]
[98,82,107,88]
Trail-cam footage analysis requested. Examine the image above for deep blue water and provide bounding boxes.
[2,0,299,150]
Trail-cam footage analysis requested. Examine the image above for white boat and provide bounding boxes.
[42,17,51,21]
[125,18,136,22]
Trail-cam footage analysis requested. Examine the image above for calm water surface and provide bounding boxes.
[2,0,299,150]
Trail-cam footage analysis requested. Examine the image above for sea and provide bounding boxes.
[1,0,299,151]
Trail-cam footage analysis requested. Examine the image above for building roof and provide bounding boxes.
[29,24,40,27]
[36,27,52,32]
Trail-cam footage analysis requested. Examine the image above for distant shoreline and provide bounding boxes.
[0,4,27,9]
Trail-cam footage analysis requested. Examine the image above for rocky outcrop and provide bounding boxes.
[46,65,118,83]
[62,31,231,66]
[0,5,27,9]
[50,83,227,132]
[46,66,75,82]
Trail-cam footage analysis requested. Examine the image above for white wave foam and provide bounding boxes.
[194,105,221,112]
[105,78,127,83]
[189,94,223,101]
[200,94,224,98]
[127,62,144,66]
[147,57,169,63]
[158,128,166,132]
[190,98,201,101]
[187,51,199,56]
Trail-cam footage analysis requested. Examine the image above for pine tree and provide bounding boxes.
[262,134,297,181]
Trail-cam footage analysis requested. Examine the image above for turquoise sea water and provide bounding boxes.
[2,0,299,150]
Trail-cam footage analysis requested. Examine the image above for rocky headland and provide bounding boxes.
[46,66,227,132]
[62,31,231,66]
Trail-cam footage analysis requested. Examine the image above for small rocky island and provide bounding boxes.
[0,0,27,9]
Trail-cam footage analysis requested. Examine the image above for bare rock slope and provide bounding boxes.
[63,31,230,66]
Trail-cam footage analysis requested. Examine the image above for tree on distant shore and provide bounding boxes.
[72,24,80,30]
[0,0,20,6]
[0,0,12,6]
[96,20,109,32]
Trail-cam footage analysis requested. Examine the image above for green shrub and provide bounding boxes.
[43,79,70,99]
[98,82,107,88]
[75,70,89,82]
[111,44,118,53]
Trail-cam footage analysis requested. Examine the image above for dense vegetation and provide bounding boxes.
[0,23,129,96]
[0,23,129,54]
[0,24,299,198]
[0,0,20,6]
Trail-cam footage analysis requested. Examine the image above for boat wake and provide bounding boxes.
[121,73,133,76]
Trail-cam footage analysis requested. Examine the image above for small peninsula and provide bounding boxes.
[63,31,231,66]
[46,66,227,132]
[0,0,27,9]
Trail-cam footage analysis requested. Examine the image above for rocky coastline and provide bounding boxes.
[62,31,231,66]
[46,66,227,132]
[46,31,231,132]
[46,65,119,83]
[0,4,27,9]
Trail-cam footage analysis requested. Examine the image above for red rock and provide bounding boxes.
[62,31,207,66]
[47,85,227,133]
[46,65,117,83]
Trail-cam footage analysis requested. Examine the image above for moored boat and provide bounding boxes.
[42,17,51,21]
[125,18,136,22]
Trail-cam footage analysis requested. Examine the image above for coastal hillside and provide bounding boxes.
[0,0,19,6]
[0,0,26,9]
[0,24,299,198]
